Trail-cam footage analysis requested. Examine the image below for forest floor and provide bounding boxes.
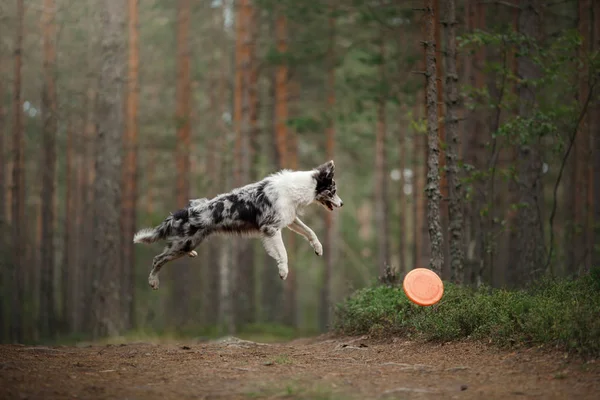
[1,335,599,400]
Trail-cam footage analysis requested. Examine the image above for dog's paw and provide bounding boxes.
[278,267,288,281]
[312,241,323,257]
[148,274,160,290]
[188,250,198,258]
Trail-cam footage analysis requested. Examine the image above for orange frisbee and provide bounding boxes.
[402,268,444,306]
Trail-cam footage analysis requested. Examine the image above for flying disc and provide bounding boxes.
[402,268,444,306]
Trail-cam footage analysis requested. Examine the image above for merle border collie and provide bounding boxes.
[133,160,343,290]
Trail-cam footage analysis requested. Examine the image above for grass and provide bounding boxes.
[51,322,312,347]
[334,268,600,357]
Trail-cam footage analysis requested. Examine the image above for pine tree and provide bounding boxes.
[424,0,444,275]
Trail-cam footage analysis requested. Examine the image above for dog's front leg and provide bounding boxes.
[260,229,289,280]
[287,217,323,256]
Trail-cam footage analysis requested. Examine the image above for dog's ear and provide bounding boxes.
[316,160,335,179]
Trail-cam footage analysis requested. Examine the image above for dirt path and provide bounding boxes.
[1,336,598,399]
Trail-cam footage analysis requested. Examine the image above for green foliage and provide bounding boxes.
[334,271,600,357]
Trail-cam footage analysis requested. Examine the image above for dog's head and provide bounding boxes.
[313,160,343,211]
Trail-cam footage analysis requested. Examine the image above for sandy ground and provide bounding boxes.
[1,335,598,400]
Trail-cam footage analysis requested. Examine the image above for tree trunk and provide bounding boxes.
[0,27,6,341]
[80,79,98,334]
[424,0,444,275]
[413,93,428,270]
[592,0,600,269]
[443,0,464,283]
[320,12,336,331]
[284,128,298,327]
[262,48,283,324]
[575,0,591,274]
[375,31,390,277]
[61,122,77,332]
[274,13,288,168]
[90,0,125,339]
[398,110,407,274]
[510,0,544,283]
[434,0,449,279]
[39,0,58,339]
[234,0,256,328]
[172,0,192,326]
[10,0,26,343]
[120,0,139,331]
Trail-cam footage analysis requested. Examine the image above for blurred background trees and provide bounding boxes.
[0,0,598,343]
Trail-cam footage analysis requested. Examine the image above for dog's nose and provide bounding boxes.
[340,201,344,207]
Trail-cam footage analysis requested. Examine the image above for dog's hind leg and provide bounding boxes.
[287,217,323,256]
[148,244,186,290]
[260,229,289,280]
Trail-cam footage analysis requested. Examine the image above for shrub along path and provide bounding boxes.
[1,335,598,399]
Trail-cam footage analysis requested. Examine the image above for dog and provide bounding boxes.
[133,160,343,290]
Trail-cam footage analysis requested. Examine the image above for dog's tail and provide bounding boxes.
[133,227,161,244]
[133,216,176,244]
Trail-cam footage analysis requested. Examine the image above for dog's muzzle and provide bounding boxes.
[332,194,343,208]
[328,194,343,210]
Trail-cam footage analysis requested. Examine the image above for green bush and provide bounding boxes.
[334,270,600,356]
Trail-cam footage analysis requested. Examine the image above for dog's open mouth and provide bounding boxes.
[324,201,334,211]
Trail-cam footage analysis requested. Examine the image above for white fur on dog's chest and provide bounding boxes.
[269,170,316,227]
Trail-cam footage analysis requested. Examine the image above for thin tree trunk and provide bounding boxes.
[262,50,283,324]
[90,0,125,339]
[274,12,288,168]
[320,12,336,331]
[424,0,444,275]
[61,122,75,332]
[0,30,6,341]
[413,94,427,270]
[510,0,544,283]
[285,128,298,327]
[398,110,407,274]
[11,0,26,343]
[434,0,449,279]
[576,0,591,273]
[121,0,139,331]
[443,0,464,283]
[39,0,58,339]
[80,80,97,334]
[375,31,390,277]
[234,0,256,328]
[172,0,192,326]
[592,0,600,269]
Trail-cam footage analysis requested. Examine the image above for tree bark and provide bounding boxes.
[320,12,336,331]
[274,12,288,168]
[510,0,544,283]
[413,93,428,270]
[234,0,256,328]
[398,110,407,274]
[61,122,76,332]
[434,0,449,279]
[90,0,125,338]
[120,0,139,331]
[375,31,390,277]
[592,0,600,269]
[39,0,58,339]
[0,23,6,341]
[424,0,444,275]
[172,0,192,326]
[442,0,465,284]
[11,0,26,343]
[575,0,591,273]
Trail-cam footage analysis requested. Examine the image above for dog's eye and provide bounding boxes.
[331,188,336,195]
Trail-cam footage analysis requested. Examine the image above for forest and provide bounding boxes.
[0,0,598,346]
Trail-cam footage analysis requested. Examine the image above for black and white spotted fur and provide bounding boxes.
[134,160,343,290]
